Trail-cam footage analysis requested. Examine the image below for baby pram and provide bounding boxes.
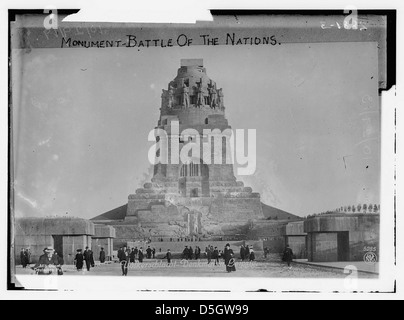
[33,265,63,275]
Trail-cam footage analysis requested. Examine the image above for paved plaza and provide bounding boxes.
[15,259,378,279]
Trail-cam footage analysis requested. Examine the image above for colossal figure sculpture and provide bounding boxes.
[181,82,190,108]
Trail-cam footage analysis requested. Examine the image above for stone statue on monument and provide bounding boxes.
[182,82,190,108]
[167,83,175,108]
[208,81,217,109]
[196,78,204,107]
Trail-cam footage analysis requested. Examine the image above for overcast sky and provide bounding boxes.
[12,41,380,219]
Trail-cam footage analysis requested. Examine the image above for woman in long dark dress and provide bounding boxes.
[138,248,144,263]
[74,249,84,271]
[121,249,130,276]
[282,245,294,268]
[223,244,236,273]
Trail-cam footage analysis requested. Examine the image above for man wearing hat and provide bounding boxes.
[34,247,59,268]
[182,246,189,260]
[83,246,94,271]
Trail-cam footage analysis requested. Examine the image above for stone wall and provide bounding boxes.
[287,236,307,259]
[92,225,116,261]
[62,235,92,265]
[248,220,289,253]
[306,233,338,262]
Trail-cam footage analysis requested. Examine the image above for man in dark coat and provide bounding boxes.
[74,249,84,271]
[206,246,212,264]
[213,247,220,266]
[163,249,172,265]
[245,245,250,261]
[20,248,27,268]
[146,246,152,259]
[196,246,200,260]
[100,247,106,263]
[130,248,136,263]
[240,245,245,261]
[188,246,194,260]
[34,247,59,274]
[183,246,189,260]
[83,247,93,271]
[117,247,123,262]
[54,251,64,265]
[283,245,294,268]
[134,247,138,260]
[138,247,144,263]
[152,248,156,259]
[264,247,269,259]
[224,244,236,273]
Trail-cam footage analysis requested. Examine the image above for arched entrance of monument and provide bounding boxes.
[178,159,210,197]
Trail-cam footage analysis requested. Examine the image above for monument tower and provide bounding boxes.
[94,59,266,241]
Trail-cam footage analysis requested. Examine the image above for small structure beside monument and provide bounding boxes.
[15,217,116,265]
[304,213,379,262]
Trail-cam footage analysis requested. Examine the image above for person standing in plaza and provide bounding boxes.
[130,248,136,263]
[20,248,27,268]
[152,247,156,259]
[54,251,64,266]
[146,246,152,259]
[224,244,236,273]
[195,246,201,260]
[34,247,59,274]
[183,246,189,260]
[99,247,106,263]
[26,248,31,266]
[206,246,212,264]
[74,249,84,271]
[264,247,269,259]
[249,248,255,261]
[134,247,138,260]
[282,244,294,269]
[117,247,124,262]
[138,247,144,263]
[83,247,93,271]
[213,247,220,266]
[163,249,172,265]
[240,245,245,261]
[188,246,194,260]
[121,248,130,276]
[245,245,250,261]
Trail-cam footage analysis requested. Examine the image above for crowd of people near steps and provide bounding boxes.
[116,243,294,276]
[21,243,294,276]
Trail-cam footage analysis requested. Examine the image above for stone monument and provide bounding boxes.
[92,59,298,245]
